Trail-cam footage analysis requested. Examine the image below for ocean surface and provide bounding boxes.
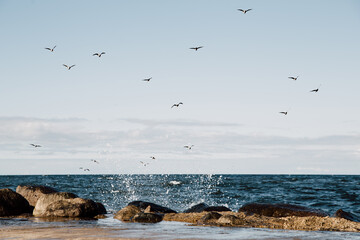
[1,174,360,239]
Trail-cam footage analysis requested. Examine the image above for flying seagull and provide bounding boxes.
[171,102,183,108]
[93,52,106,57]
[83,168,90,171]
[45,46,56,52]
[30,144,41,148]
[279,111,288,115]
[310,85,321,93]
[288,76,299,81]
[190,46,203,51]
[238,9,252,14]
[91,159,99,164]
[150,156,156,160]
[184,145,194,150]
[63,64,75,70]
[140,161,149,166]
[143,77,152,82]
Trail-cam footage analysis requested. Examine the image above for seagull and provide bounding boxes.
[30,144,41,148]
[45,46,56,52]
[184,145,194,150]
[140,161,149,166]
[238,9,252,14]
[93,52,106,57]
[171,102,183,108]
[143,77,152,82]
[150,156,156,160]
[310,85,321,93]
[63,64,75,70]
[279,111,288,115]
[83,168,90,171]
[288,76,299,81]
[91,159,99,164]
[190,46,203,51]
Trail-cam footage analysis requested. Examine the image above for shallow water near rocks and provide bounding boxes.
[1,174,360,239]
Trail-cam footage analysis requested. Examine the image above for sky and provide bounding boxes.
[0,0,359,175]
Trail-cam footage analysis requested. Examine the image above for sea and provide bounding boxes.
[1,174,360,240]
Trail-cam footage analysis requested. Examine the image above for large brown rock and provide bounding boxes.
[114,205,141,222]
[0,188,32,216]
[128,201,177,214]
[33,192,78,217]
[132,212,163,223]
[238,203,328,218]
[38,198,100,218]
[16,185,58,207]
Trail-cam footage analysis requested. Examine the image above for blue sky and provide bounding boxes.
[0,0,359,174]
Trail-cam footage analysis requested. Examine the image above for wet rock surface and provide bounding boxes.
[0,188,33,217]
[128,201,177,214]
[335,209,360,223]
[16,185,58,207]
[238,203,328,217]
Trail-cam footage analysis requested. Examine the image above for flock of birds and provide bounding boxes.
[33,7,322,172]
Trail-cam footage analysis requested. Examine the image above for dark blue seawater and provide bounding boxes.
[1,174,360,240]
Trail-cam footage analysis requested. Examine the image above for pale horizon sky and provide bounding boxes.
[0,0,359,175]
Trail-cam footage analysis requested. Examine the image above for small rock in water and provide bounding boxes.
[238,203,328,217]
[204,206,232,212]
[184,203,209,213]
[0,188,33,217]
[128,201,177,214]
[335,209,360,222]
[114,205,141,222]
[132,212,163,223]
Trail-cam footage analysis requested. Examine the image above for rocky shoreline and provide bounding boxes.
[1,185,360,233]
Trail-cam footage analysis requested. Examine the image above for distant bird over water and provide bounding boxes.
[143,77,152,82]
[238,9,252,14]
[45,46,56,52]
[91,159,99,164]
[140,161,149,166]
[184,145,194,150]
[30,143,41,148]
[93,52,106,57]
[279,111,288,115]
[288,76,299,81]
[171,102,183,108]
[310,85,321,93]
[63,64,75,70]
[190,46,203,51]
[150,156,156,160]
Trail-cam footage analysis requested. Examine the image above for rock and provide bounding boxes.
[204,206,232,212]
[164,212,206,224]
[128,201,177,214]
[16,185,58,207]
[335,209,360,222]
[33,192,78,217]
[114,205,141,222]
[132,212,163,223]
[0,188,33,217]
[217,215,245,226]
[38,198,100,218]
[197,212,222,224]
[95,202,107,214]
[238,203,328,218]
[183,203,209,213]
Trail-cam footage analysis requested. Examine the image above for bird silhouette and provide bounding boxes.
[171,102,183,108]
[45,46,56,52]
[184,145,194,150]
[143,77,152,82]
[30,143,41,148]
[288,76,299,81]
[310,85,321,93]
[190,46,203,51]
[91,159,99,164]
[140,161,149,166]
[83,168,90,171]
[63,64,75,70]
[279,111,288,115]
[93,52,106,57]
[238,9,252,14]
[150,156,156,160]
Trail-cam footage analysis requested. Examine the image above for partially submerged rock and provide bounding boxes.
[238,203,328,217]
[132,212,163,223]
[16,185,58,207]
[183,203,231,213]
[114,205,141,222]
[0,188,32,217]
[128,201,177,214]
[335,209,360,223]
